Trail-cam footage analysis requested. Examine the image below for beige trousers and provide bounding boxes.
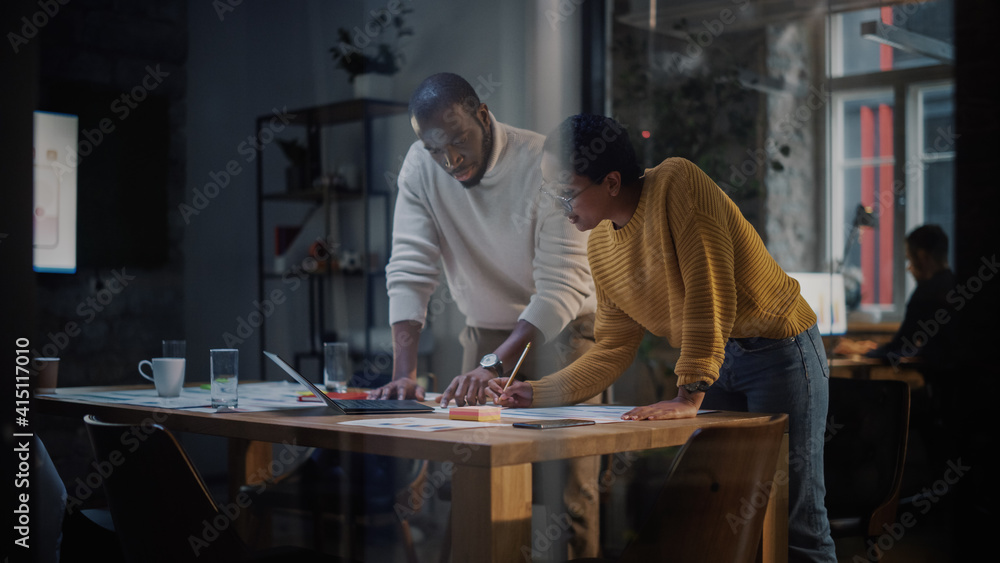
[459,314,601,560]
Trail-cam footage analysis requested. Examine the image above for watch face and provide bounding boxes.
[481,353,499,367]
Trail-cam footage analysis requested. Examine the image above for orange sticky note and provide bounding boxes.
[449,406,502,422]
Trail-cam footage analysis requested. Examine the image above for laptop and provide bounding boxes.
[263,350,434,415]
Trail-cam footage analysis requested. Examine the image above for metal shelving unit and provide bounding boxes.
[255,98,409,382]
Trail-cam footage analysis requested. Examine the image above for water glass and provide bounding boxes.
[323,342,351,393]
[210,348,239,408]
[162,340,186,358]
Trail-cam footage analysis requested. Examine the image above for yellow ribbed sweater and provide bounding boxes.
[530,158,816,407]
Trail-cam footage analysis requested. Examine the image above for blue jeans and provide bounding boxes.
[701,324,837,563]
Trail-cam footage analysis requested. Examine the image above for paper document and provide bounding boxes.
[338,417,506,432]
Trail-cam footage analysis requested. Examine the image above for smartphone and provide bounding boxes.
[512,419,596,429]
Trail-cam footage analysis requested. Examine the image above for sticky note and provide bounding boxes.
[449,405,502,422]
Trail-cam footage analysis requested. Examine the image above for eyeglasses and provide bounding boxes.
[538,177,601,214]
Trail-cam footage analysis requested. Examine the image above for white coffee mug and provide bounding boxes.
[138,358,185,398]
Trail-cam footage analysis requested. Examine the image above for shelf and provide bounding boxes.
[261,189,366,203]
[257,98,408,129]
[256,98,406,380]
[263,269,381,280]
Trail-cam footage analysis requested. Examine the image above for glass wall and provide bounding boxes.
[609,0,954,324]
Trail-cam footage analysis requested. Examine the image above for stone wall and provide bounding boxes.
[763,18,825,272]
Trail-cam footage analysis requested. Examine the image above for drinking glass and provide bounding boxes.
[210,349,239,408]
[323,342,351,393]
[162,340,186,358]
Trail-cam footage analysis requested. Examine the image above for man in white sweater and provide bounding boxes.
[368,73,599,558]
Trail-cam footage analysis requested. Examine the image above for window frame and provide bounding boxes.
[827,57,953,318]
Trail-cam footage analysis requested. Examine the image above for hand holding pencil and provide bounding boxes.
[503,342,531,391]
[488,342,534,407]
[439,342,532,407]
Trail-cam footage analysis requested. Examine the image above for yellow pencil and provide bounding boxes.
[502,342,531,393]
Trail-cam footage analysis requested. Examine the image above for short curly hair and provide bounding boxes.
[409,73,480,124]
[543,114,642,184]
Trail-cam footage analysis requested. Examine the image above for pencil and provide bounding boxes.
[502,342,531,393]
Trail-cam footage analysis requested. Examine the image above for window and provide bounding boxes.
[829,0,954,319]
[831,89,897,311]
[607,0,954,323]
[908,82,955,269]
[831,3,953,78]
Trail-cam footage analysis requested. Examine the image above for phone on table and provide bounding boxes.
[512,419,596,429]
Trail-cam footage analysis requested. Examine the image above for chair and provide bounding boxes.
[823,378,910,544]
[241,374,438,562]
[572,413,788,563]
[83,415,352,563]
[30,434,123,563]
[242,450,430,563]
[60,506,124,563]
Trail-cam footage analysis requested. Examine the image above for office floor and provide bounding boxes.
[259,482,959,563]
[264,496,510,562]
[249,429,961,562]
[832,500,956,563]
[832,418,957,563]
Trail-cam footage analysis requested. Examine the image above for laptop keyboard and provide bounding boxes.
[335,399,423,409]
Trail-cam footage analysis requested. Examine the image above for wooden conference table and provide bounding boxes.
[38,385,789,563]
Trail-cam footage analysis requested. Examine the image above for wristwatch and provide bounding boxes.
[479,353,504,378]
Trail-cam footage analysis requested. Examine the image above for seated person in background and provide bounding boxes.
[833,224,955,366]
[492,114,837,563]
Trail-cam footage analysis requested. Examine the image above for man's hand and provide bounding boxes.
[487,378,533,408]
[439,367,496,407]
[622,396,700,421]
[368,378,425,400]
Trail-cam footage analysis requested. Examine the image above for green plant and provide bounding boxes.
[330,7,414,82]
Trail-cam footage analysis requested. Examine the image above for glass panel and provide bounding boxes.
[922,159,954,259]
[608,1,954,322]
[842,93,894,160]
[841,161,897,308]
[836,8,883,77]
[837,91,896,308]
[921,86,956,154]
[910,83,955,281]
[840,166,864,270]
[834,0,954,78]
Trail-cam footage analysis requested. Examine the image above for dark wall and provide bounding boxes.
[17,0,190,501]
[1,3,40,558]
[30,1,188,389]
[950,0,1000,556]
[39,81,171,269]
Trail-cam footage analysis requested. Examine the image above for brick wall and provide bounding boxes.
[33,0,188,491]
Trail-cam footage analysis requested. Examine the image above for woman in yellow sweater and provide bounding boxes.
[490,114,836,562]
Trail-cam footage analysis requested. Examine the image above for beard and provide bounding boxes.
[459,119,494,189]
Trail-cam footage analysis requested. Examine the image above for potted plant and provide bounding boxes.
[330,6,414,99]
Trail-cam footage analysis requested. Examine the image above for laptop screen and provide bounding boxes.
[262,351,434,414]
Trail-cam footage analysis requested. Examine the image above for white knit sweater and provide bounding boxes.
[386,114,596,341]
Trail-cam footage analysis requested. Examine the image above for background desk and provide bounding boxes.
[829,356,926,390]
[38,386,789,563]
